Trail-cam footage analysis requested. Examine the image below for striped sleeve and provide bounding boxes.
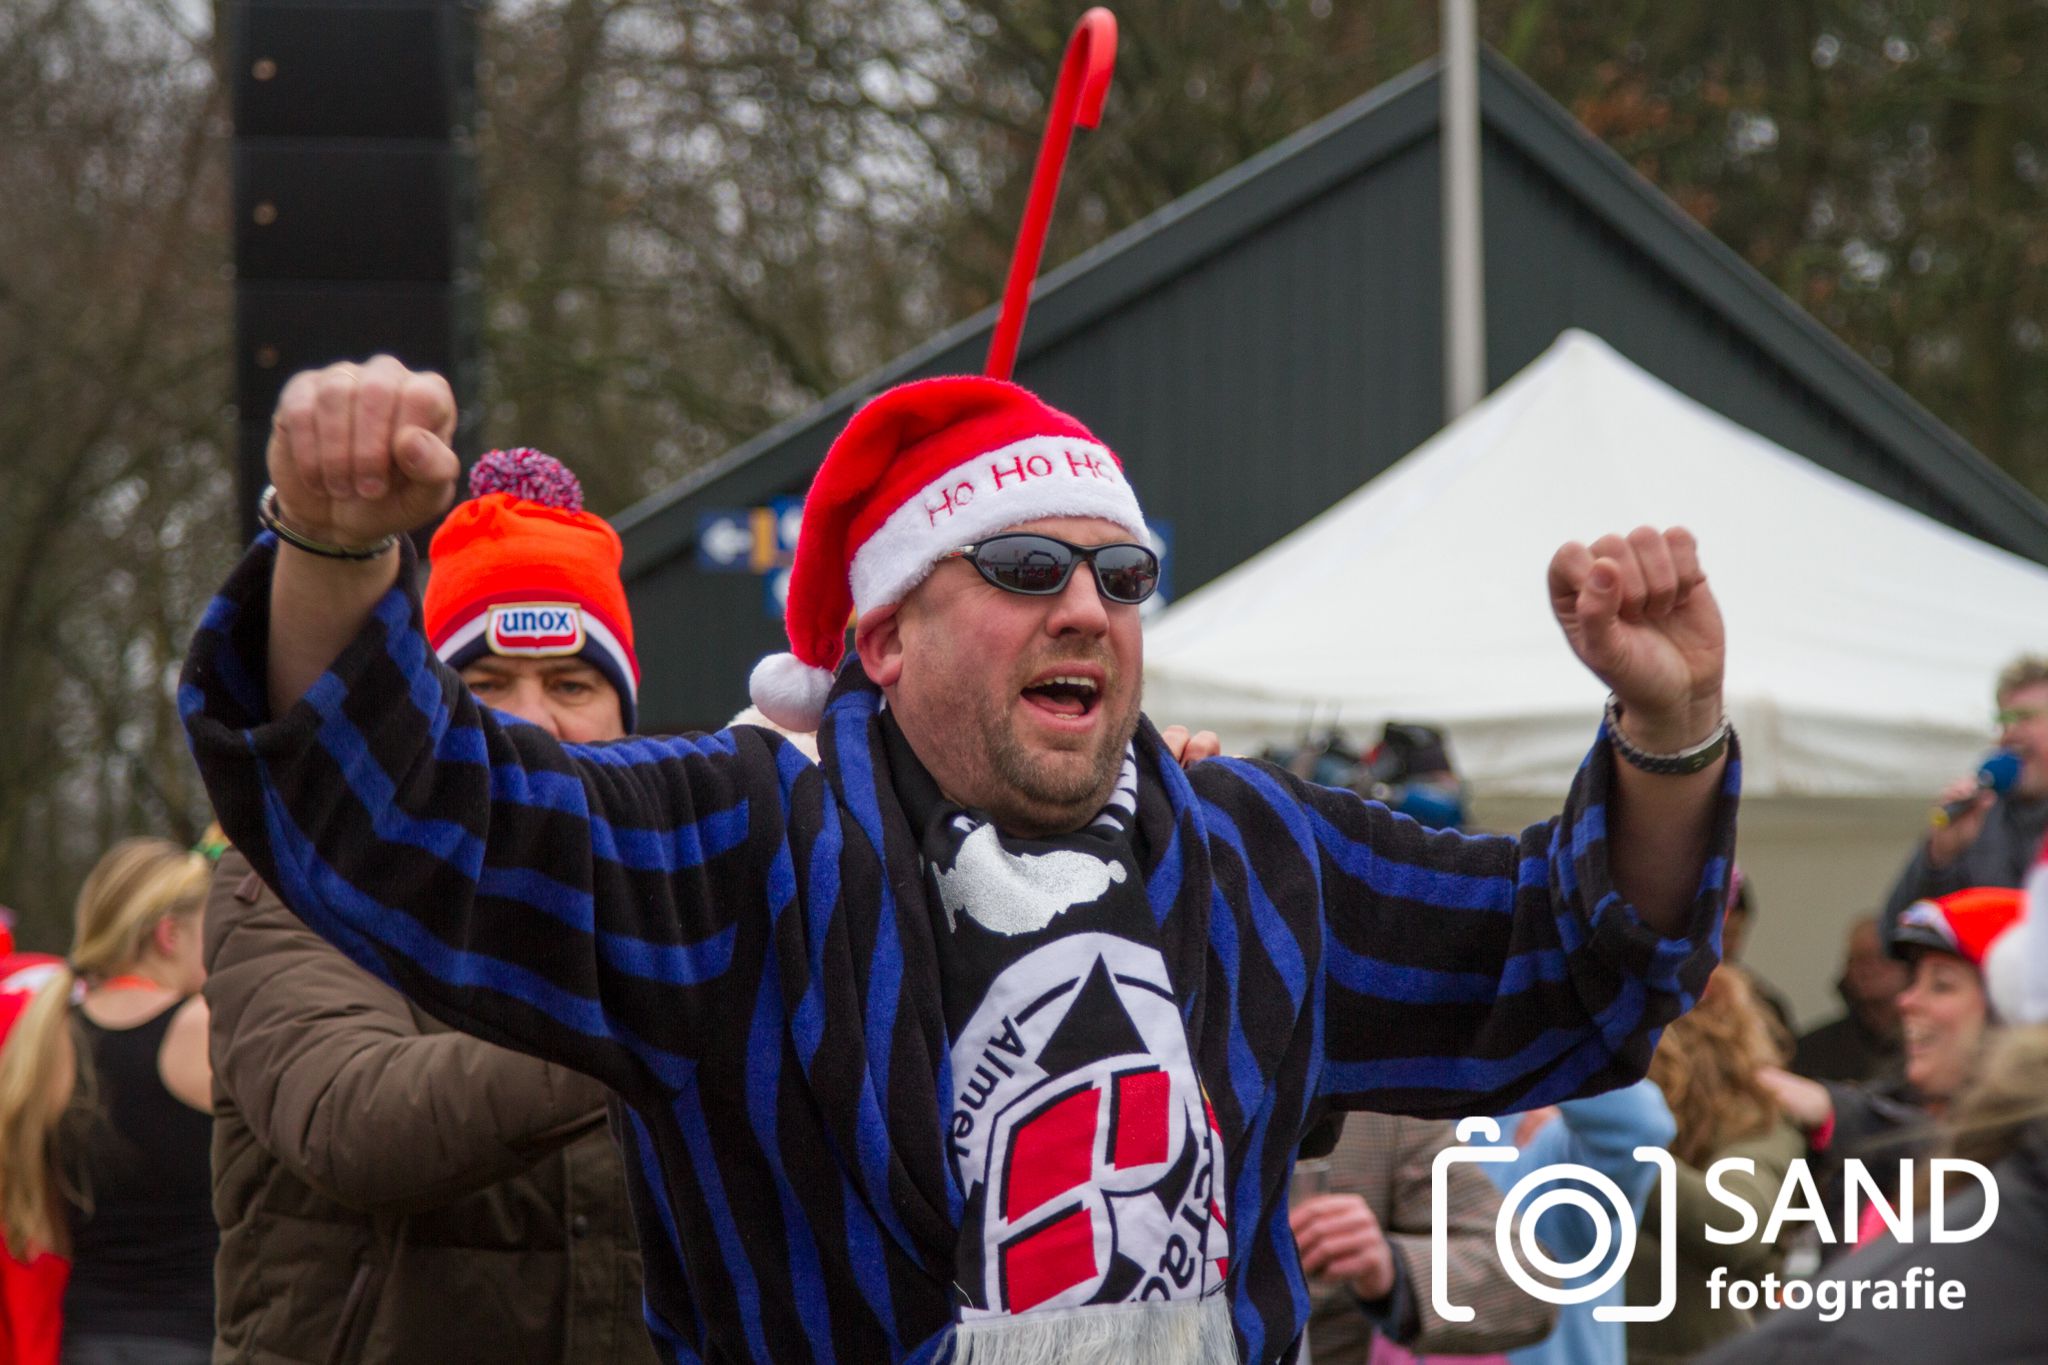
[1303,728,1738,1118]
[180,537,786,1102]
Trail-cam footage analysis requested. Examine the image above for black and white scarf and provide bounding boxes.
[882,718,1235,1364]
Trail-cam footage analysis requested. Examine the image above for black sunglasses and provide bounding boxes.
[939,533,1160,605]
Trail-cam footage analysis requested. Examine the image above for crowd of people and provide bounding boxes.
[0,356,2042,1364]
[1279,664,2048,1365]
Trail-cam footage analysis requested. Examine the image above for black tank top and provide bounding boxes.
[62,999,217,1343]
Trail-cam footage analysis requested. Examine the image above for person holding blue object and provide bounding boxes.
[1480,1080,1676,1365]
[182,357,1739,1364]
[1882,655,2048,941]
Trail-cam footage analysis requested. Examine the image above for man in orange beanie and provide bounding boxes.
[201,447,660,1365]
[187,356,1739,1365]
[425,447,640,735]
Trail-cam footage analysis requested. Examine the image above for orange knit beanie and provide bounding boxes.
[423,449,639,729]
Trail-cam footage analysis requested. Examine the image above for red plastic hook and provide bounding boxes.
[984,7,1118,382]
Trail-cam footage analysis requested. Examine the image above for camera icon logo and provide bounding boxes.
[1431,1115,1677,1323]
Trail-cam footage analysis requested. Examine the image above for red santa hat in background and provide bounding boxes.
[1891,885,2023,971]
[748,375,1149,731]
[1894,883,2040,1030]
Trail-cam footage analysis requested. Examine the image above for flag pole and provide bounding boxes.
[1441,0,1486,419]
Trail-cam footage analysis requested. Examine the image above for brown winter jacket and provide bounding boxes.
[204,850,658,1365]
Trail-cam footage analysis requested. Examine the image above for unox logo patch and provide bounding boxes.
[487,603,584,657]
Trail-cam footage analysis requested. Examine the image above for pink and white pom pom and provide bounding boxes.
[470,447,585,512]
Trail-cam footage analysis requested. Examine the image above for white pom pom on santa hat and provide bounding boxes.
[748,651,836,733]
[747,374,1148,735]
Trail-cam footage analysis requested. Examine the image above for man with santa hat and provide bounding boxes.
[182,356,1738,1364]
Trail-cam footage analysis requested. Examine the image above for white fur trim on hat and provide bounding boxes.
[848,436,1148,615]
[1985,918,2045,1024]
[750,651,836,732]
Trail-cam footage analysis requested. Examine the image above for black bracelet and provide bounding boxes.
[1603,694,1732,776]
[256,485,398,561]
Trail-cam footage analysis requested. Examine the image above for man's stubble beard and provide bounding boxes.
[988,697,1137,804]
[892,623,1142,836]
[973,679,1140,836]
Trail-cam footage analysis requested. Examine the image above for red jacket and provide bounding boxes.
[0,954,67,1365]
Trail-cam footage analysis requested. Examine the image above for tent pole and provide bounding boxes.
[1441,0,1486,420]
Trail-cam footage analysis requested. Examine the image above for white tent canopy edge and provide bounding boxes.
[1142,329,2048,801]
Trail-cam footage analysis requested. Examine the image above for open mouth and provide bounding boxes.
[1021,673,1102,720]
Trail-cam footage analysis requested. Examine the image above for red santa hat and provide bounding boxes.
[748,375,1148,731]
[1892,885,2023,970]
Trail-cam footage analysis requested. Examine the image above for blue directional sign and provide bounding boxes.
[695,511,756,572]
[770,496,804,555]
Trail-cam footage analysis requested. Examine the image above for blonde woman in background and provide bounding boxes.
[0,837,217,1364]
[1625,966,1803,1365]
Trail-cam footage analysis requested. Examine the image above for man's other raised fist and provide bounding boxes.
[266,355,460,550]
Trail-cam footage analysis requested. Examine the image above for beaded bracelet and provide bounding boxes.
[256,485,399,561]
[1603,694,1732,776]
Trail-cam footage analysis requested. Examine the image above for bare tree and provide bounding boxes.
[0,0,231,944]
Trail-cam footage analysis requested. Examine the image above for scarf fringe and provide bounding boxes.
[948,1295,1237,1365]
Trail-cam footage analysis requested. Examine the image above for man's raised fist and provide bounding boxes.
[266,355,460,551]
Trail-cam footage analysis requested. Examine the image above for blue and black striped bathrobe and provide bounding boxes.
[181,537,1738,1363]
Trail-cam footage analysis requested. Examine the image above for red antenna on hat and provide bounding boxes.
[984,7,1117,382]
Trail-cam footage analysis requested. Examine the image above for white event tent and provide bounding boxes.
[1143,331,2048,1021]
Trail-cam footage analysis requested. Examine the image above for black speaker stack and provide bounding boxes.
[229,0,482,539]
